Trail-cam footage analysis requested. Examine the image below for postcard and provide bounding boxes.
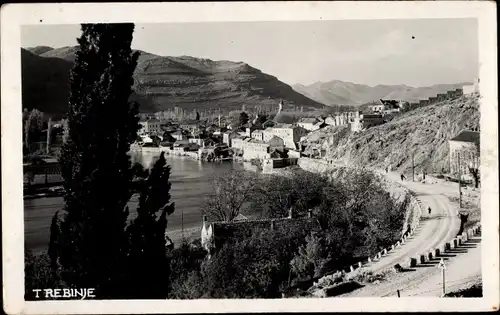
[1,1,498,314]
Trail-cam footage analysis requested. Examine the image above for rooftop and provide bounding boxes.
[207,215,322,249]
[298,117,320,124]
[450,130,480,144]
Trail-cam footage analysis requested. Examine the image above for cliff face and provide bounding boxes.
[21,46,324,115]
[304,94,480,174]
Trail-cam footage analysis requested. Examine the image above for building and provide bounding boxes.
[171,130,187,141]
[449,130,480,181]
[369,100,386,113]
[463,79,480,95]
[324,115,337,126]
[230,137,248,151]
[380,99,402,114]
[419,99,430,106]
[138,118,162,135]
[436,93,447,102]
[263,125,308,149]
[242,138,270,160]
[179,120,202,133]
[267,136,285,152]
[222,130,240,147]
[250,129,265,141]
[173,142,200,152]
[324,111,360,127]
[201,208,321,254]
[297,117,324,131]
[351,113,384,132]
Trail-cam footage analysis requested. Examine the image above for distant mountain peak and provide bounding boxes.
[292,79,468,106]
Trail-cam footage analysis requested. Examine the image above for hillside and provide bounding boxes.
[304,94,480,174]
[21,48,156,115]
[21,48,73,115]
[22,46,325,115]
[293,80,470,106]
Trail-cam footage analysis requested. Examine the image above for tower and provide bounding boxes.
[252,113,259,125]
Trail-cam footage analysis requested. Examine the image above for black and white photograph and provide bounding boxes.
[2,2,498,314]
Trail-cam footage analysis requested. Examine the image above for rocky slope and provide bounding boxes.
[293,80,470,106]
[304,94,480,174]
[22,46,325,115]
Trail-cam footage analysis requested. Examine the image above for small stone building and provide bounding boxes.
[449,130,480,181]
[201,209,322,255]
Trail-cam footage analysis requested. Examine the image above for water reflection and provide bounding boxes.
[25,150,257,254]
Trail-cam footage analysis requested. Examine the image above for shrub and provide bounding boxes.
[25,249,65,300]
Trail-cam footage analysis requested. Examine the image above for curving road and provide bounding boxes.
[338,169,482,297]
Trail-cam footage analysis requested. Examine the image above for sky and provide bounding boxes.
[21,19,478,87]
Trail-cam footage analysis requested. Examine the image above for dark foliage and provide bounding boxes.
[239,112,249,126]
[124,152,175,298]
[50,23,141,298]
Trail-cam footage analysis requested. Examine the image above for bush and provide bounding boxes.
[196,226,308,298]
[25,249,65,300]
[168,241,206,299]
[315,271,346,288]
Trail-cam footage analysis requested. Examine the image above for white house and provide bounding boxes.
[138,118,162,135]
[263,125,308,149]
[351,113,384,132]
[297,117,324,131]
[449,130,480,181]
[463,78,480,95]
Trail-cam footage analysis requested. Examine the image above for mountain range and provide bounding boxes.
[292,80,471,106]
[22,46,324,115]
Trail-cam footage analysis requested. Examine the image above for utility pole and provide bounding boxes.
[181,208,184,239]
[458,152,462,209]
[412,152,415,182]
[438,258,446,297]
[46,117,52,155]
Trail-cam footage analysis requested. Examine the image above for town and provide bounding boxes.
[126,81,475,173]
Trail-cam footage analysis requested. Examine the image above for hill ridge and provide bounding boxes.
[292,80,472,106]
[21,45,325,115]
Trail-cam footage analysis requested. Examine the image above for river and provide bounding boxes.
[24,151,258,254]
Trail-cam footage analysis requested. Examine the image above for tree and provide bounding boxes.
[52,23,141,298]
[24,109,44,149]
[255,114,268,126]
[62,118,70,144]
[469,166,480,188]
[251,171,327,219]
[239,112,249,126]
[125,151,175,298]
[199,227,306,298]
[204,170,258,221]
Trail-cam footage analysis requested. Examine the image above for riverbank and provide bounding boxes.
[25,153,250,255]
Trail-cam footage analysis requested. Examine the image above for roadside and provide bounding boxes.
[339,168,480,297]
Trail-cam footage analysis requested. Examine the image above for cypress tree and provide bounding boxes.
[125,151,175,298]
[54,23,140,298]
